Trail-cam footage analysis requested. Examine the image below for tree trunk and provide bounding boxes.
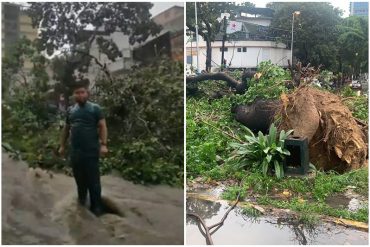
[205,38,212,73]
[186,72,245,94]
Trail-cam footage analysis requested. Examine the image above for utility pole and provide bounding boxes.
[190,32,193,70]
[221,15,227,71]
[291,11,300,65]
[195,2,200,74]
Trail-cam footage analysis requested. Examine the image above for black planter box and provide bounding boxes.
[283,136,309,175]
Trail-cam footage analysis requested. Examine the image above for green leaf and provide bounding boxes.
[274,160,284,179]
[262,160,269,175]
[279,130,286,141]
[266,154,272,163]
[258,132,266,146]
[241,125,255,137]
[229,142,243,148]
[309,163,317,171]
[268,124,277,145]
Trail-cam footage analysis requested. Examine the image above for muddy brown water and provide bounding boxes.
[2,153,184,244]
[186,197,368,245]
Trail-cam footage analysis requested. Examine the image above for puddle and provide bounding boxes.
[326,192,367,212]
[186,198,368,245]
[325,194,351,209]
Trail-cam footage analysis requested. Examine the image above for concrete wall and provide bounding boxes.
[88,6,184,82]
[186,40,290,72]
[237,17,272,27]
[87,31,134,85]
[153,5,183,30]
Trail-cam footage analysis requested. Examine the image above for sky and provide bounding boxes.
[243,0,351,17]
[151,2,184,16]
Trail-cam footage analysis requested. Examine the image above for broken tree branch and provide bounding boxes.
[187,212,213,245]
[208,192,241,230]
[197,118,243,143]
[186,72,246,94]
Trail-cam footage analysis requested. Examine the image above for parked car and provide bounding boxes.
[350,80,362,89]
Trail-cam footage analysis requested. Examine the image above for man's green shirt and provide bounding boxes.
[66,101,104,156]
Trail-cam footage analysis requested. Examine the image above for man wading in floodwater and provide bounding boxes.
[59,83,108,216]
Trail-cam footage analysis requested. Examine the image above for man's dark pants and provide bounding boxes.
[70,152,102,214]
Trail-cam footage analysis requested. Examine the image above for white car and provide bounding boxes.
[351,80,362,89]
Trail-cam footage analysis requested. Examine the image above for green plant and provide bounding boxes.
[92,58,184,186]
[186,96,241,178]
[340,86,368,122]
[228,69,243,81]
[298,212,319,227]
[232,61,290,104]
[318,70,334,89]
[221,185,246,200]
[229,124,293,179]
[3,57,184,186]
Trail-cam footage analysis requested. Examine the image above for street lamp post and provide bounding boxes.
[195,2,200,74]
[291,11,300,65]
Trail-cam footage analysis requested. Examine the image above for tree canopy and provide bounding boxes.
[186,2,254,72]
[337,15,368,75]
[27,2,161,89]
[267,2,343,71]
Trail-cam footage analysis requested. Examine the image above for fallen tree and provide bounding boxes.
[232,99,278,134]
[186,72,246,94]
[187,62,368,171]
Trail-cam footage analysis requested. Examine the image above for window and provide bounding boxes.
[187,55,193,64]
[237,48,241,52]
[243,47,247,52]
[220,47,228,52]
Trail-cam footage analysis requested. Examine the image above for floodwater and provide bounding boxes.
[186,197,368,245]
[2,152,184,244]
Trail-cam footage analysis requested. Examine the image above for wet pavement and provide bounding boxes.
[186,196,368,245]
[2,152,184,244]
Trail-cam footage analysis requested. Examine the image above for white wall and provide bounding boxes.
[237,17,271,27]
[88,31,134,85]
[186,40,290,72]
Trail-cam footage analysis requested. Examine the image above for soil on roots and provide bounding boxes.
[277,86,367,172]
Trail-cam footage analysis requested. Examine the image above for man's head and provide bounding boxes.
[72,84,89,105]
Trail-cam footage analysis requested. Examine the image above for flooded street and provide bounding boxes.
[2,152,184,244]
[186,197,368,245]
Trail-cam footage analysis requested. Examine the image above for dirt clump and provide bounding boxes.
[278,86,367,171]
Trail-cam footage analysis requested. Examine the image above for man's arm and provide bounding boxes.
[98,118,108,156]
[59,124,70,156]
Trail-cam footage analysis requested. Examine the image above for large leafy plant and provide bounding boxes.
[340,86,368,122]
[232,61,290,104]
[93,58,184,185]
[229,124,293,179]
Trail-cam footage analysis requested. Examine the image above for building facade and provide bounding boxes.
[2,3,20,56]
[2,3,38,73]
[133,5,184,63]
[186,8,291,73]
[89,5,184,81]
[350,2,369,17]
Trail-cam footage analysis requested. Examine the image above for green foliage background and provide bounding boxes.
[2,56,184,186]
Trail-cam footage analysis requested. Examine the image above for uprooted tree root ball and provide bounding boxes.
[277,86,367,172]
